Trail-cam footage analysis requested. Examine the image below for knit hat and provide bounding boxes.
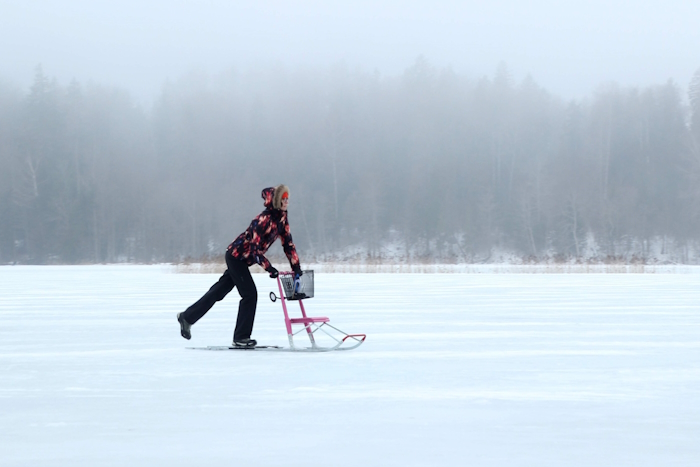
[273,185,290,209]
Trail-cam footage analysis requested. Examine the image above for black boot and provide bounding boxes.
[177,313,191,340]
[233,338,257,348]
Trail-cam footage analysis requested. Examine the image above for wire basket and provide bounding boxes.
[280,270,314,300]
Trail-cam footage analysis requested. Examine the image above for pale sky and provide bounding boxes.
[1,0,699,104]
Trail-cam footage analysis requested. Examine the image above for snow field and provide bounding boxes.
[1,266,699,466]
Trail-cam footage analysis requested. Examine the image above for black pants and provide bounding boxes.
[182,254,258,341]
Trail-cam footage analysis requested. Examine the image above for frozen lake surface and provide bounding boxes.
[1,265,699,466]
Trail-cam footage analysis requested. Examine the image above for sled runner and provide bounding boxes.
[188,345,346,352]
[267,271,366,351]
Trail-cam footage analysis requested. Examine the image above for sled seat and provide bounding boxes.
[290,317,329,325]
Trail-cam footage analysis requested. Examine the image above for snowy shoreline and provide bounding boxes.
[173,262,700,274]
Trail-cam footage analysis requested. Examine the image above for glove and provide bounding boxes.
[268,266,279,279]
[292,266,303,277]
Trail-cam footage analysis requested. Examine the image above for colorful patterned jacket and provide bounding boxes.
[227,187,301,273]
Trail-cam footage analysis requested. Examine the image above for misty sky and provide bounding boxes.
[2,0,699,104]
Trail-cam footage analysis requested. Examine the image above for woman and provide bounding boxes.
[177,185,302,347]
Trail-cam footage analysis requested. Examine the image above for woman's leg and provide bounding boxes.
[182,268,234,325]
[225,254,258,341]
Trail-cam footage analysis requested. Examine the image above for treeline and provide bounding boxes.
[1,61,700,264]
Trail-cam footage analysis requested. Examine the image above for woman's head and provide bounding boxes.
[272,185,290,211]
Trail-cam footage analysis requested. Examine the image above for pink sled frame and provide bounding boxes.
[272,272,366,351]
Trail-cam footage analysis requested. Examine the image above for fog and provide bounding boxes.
[2,1,700,265]
[2,1,700,104]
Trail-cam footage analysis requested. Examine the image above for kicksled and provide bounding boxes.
[189,271,366,352]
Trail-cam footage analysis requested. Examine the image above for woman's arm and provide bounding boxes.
[280,218,301,273]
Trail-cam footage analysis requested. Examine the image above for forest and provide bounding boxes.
[2,60,700,264]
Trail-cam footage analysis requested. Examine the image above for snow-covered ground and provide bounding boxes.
[1,265,699,466]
